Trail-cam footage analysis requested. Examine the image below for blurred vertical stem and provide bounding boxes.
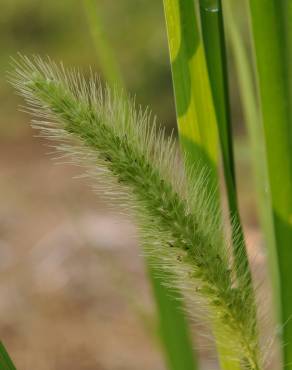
[249,1,292,368]
[83,2,197,370]
[222,0,279,315]
[148,267,197,370]
[0,342,16,370]
[279,2,292,125]
[199,0,250,284]
[162,0,241,369]
[83,0,123,88]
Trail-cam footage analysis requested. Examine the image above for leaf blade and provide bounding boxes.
[248,1,292,367]
[0,342,17,370]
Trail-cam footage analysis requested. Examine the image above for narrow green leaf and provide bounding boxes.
[83,3,197,370]
[148,267,197,370]
[163,0,219,182]
[0,342,17,370]
[162,2,246,369]
[223,0,280,315]
[278,2,292,126]
[199,0,234,189]
[248,1,292,368]
[199,0,250,285]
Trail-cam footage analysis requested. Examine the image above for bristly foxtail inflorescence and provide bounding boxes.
[10,55,261,370]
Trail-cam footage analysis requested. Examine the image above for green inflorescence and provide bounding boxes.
[10,56,260,370]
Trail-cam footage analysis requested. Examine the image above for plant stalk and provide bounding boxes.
[223,0,280,320]
[199,0,250,286]
[249,1,292,368]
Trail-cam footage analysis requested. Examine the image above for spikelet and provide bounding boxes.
[9,55,261,370]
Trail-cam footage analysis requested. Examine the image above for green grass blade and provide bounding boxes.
[83,3,197,369]
[199,0,250,284]
[162,0,218,181]
[278,2,292,125]
[286,4,292,120]
[0,342,17,370]
[199,0,235,188]
[223,0,280,315]
[248,1,292,367]
[163,2,244,369]
[146,270,196,370]
[148,267,197,370]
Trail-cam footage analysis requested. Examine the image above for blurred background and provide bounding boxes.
[0,1,263,369]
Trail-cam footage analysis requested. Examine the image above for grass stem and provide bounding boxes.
[249,1,292,367]
[199,0,250,287]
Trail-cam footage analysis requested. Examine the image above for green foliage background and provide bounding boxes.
[0,0,175,138]
[1,0,249,138]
